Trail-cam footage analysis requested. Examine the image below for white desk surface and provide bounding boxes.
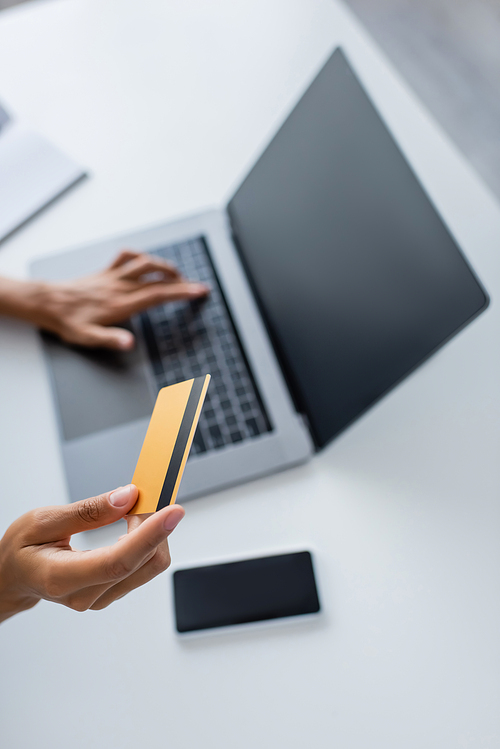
[0,1,499,747]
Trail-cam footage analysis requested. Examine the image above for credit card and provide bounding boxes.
[129,375,210,514]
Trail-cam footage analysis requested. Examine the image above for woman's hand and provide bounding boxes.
[0,484,184,623]
[0,249,209,350]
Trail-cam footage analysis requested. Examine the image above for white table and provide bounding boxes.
[0,1,499,746]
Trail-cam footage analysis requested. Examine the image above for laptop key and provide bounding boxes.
[134,236,272,454]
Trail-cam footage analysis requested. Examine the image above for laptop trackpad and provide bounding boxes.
[41,332,154,442]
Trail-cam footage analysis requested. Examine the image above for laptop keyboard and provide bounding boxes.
[135,236,272,455]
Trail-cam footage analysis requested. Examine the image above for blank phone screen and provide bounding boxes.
[173,551,320,633]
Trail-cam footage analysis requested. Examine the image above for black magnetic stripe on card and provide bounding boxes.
[156,376,206,511]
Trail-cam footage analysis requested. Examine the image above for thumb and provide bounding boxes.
[74,324,135,350]
[26,485,139,544]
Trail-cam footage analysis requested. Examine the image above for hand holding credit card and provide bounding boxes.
[129,375,210,514]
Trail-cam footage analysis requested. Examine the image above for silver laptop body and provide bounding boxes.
[31,209,314,502]
[30,49,489,503]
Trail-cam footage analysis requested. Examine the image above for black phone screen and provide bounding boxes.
[173,551,320,633]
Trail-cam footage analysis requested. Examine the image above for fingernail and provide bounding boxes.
[190,284,209,295]
[117,330,134,349]
[163,508,184,531]
[110,485,133,507]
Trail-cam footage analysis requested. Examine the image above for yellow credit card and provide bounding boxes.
[129,375,210,514]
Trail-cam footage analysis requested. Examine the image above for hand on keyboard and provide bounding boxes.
[138,238,271,455]
[20,249,209,350]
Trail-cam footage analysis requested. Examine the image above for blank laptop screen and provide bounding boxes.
[227,48,488,448]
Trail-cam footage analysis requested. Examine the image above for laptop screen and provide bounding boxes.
[227,48,488,449]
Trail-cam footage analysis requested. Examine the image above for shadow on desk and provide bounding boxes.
[175,607,330,651]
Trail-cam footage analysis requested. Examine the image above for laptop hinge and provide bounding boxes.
[226,208,318,448]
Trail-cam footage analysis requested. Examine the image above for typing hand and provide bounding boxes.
[0,484,184,623]
[1,250,209,350]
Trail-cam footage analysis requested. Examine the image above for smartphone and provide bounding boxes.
[173,550,320,633]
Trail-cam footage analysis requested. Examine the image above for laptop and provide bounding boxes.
[31,48,489,503]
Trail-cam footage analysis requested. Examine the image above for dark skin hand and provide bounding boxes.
[0,485,185,623]
[0,250,205,622]
[0,249,209,349]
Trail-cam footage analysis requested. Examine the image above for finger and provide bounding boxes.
[43,505,185,591]
[115,254,181,281]
[57,516,162,609]
[117,513,143,542]
[89,539,171,610]
[58,541,165,611]
[114,282,209,318]
[108,250,142,269]
[65,324,135,350]
[23,485,139,544]
[125,513,147,533]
